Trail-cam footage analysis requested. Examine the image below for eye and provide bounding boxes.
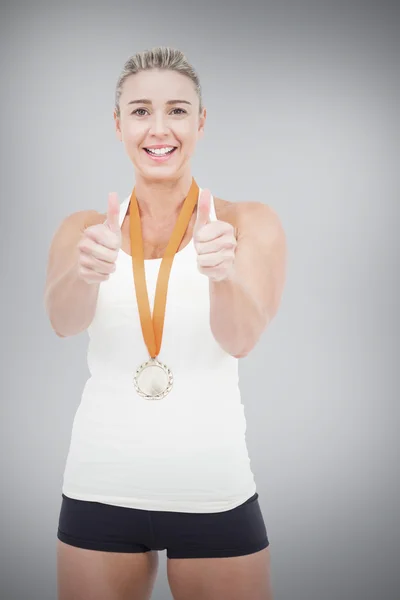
[171,108,187,115]
[132,108,148,116]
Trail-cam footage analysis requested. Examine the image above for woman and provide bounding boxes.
[45,47,286,600]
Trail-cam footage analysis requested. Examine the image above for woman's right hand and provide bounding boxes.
[77,192,122,284]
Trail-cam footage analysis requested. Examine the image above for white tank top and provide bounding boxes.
[61,188,257,513]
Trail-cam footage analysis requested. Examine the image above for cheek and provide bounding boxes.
[176,122,200,152]
[121,122,146,147]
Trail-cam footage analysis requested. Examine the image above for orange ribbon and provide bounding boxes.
[129,177,199,358]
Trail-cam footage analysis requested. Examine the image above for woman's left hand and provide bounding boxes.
[193,189,237,282]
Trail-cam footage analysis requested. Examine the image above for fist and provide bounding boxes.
[77,192,122,284]
[193,189,237,282]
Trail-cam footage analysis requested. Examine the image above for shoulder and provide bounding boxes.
[214,197,285,242]
[65,208,106,229]
[52,209,105,238]
[47,209,106,255]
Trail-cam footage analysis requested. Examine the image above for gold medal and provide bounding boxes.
[129,178,200,400]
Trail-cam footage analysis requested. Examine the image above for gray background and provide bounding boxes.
[1,0,399,598]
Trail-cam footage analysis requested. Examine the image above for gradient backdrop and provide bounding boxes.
[1,0,399,599]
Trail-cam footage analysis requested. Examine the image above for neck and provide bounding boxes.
[133,171,194,220]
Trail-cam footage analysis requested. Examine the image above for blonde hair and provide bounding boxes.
[115,46,203,117]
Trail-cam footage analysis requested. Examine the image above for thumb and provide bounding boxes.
[195,188,211,230]
[105,192,120,234]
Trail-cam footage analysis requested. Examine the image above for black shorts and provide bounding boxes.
[57,492,269,559]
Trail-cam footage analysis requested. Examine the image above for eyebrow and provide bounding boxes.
[127,98,192,106]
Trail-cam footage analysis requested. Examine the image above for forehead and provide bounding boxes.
[120,69,197,104]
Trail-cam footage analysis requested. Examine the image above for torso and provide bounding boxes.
[63,197,258,513]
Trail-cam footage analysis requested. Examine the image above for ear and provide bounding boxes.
[114,110,123,142]
[198,107,207,139]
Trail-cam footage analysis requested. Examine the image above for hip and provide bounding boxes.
[57,489,269,557]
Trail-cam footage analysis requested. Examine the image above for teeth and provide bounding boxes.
[146,147,175,155]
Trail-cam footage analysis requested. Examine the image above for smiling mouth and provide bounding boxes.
[144,146,177,156]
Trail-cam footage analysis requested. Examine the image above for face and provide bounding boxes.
[114,69,206,181]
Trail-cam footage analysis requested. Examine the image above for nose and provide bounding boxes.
[149,111,169,137]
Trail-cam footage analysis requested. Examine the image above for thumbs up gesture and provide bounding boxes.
[193,189,237,282]
[77,192,122,284]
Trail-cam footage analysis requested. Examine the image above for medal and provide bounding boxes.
[133,357,173,400]
[129,178,200,400]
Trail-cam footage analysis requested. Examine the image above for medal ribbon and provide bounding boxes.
[129,178,199,358]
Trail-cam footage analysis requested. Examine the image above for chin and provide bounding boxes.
[141,166,180,181]
[135,160,188,182]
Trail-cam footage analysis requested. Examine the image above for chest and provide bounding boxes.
[120,212,197,260]
[89,239,216,366]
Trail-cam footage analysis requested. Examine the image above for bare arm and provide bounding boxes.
[43,210,105,337]
[209,202,287,357]
[44,192,121,337]
[193,193,287,358]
